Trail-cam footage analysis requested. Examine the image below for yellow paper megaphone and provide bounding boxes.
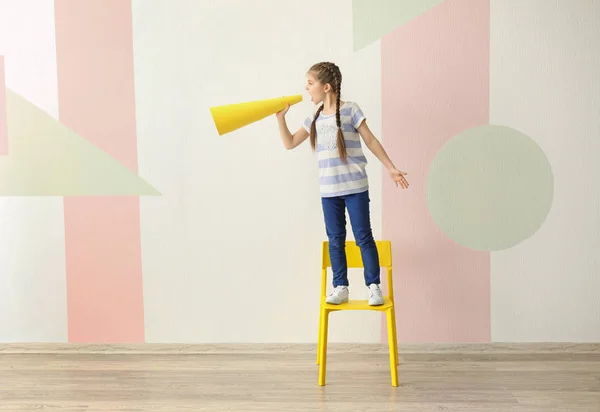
[210,94,303,135]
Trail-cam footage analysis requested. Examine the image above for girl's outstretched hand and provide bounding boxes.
[276,103,290,119]
[389,168,409,189]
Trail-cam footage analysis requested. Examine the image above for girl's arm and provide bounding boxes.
[357,121,396,170]
[357,121,409,189]
[276,104,310,150]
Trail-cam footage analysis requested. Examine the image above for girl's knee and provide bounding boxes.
[356,232,375,249]
[328,235,346,250]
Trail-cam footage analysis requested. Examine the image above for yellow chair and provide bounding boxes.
[317,240,399,387]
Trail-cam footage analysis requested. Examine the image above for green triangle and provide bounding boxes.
[0,88,160,196]
[353,0,446,51]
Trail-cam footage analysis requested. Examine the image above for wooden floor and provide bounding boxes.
[1,350,599,411]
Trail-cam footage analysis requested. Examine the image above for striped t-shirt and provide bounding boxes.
[302,101,369,198]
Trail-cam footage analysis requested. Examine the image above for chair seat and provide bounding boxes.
[321,297,394,311]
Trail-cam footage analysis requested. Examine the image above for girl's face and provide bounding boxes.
[305,71,331,104]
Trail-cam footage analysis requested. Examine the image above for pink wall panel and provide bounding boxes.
[55,0,145,342]
[381,0,491,342]
[0,56,7,155]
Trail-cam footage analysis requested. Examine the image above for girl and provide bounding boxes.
[276,61,409,306]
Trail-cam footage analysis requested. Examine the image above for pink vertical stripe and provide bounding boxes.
[55,0,145,342]
[0,56,7,155]
[381,0,490,342]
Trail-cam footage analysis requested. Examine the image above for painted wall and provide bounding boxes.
[489,0,600,342]
[0,0,598,344]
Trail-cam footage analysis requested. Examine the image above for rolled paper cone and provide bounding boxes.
[210,94,303,135]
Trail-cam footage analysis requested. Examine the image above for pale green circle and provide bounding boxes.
[426,125,554,251]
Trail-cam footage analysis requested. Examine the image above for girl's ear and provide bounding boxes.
[323,83,331,93]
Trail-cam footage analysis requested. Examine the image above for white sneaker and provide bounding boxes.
[368,284,384,306]
[326,286,349,304]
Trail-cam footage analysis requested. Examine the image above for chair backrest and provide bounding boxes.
[321,240,394,301]
[321,240,392,269]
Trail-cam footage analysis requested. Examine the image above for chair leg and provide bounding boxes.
[318,309,330,386]
[317,307,324,365]
[390,307,399,365]
[386,309,399,387]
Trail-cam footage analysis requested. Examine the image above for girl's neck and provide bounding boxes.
[321,94,342,115]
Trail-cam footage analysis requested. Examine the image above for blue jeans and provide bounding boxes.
[321,190,380,287]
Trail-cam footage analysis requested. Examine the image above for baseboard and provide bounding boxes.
[0,342,599,354]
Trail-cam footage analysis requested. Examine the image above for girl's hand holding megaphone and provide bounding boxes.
[276,104,290,119]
